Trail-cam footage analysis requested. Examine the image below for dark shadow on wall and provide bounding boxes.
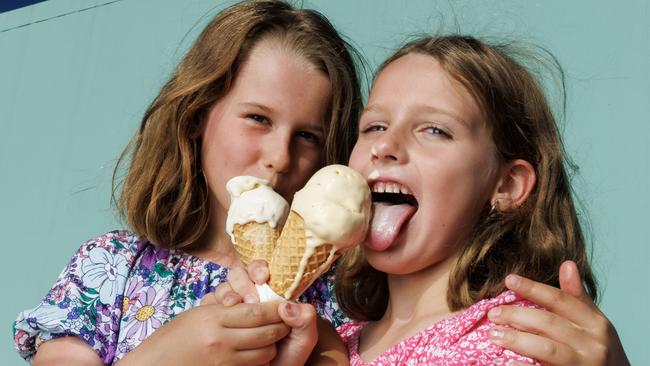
[0,0,48,14]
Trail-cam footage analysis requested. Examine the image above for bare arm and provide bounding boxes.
[33,337,103,366]
[488,261,630,366]
[119,301,289,365]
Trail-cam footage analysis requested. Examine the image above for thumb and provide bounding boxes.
[558,260,590,302]
[272,303,318,366]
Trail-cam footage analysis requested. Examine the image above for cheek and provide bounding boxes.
[348,143,369,172]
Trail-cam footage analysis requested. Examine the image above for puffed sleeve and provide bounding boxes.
[13,230,144,363]
[299,263,351,328]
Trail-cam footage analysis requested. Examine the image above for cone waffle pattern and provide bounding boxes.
[269,211,338,300]
[233,222,280,266]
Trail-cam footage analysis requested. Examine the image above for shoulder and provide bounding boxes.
[336,321,363,344]
[449,290,543,365]
[335,321,363,362]
[13,230,149,363]
[75,229,148,261]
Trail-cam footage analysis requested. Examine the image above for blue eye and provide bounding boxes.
[425,126,451,138]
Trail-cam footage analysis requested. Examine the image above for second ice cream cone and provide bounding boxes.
[268,211,339,300]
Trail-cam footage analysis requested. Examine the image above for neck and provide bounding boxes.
[187,195,239,266]
[358,253,461,361]
[382,253,459,326]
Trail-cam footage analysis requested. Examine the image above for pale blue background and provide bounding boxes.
[1,0,648,364]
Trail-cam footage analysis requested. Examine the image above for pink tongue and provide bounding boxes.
[367,203,416,251]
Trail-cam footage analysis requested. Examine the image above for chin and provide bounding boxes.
[365,247,421,276]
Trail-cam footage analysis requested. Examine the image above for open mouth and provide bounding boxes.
[367,181,418,251]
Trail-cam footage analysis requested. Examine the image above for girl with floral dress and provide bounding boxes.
[13,1,362,364]
[14,1,630,365]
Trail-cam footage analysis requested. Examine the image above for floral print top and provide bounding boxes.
[13,230,348,364]
[337,291,543,366]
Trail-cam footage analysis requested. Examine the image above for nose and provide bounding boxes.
[371,129,405,164]
[261,133,291,181]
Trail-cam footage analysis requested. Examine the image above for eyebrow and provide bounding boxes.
[239,101,325,133]
[238,102,274,113]
[361,104,385,116]
[414,104,471,128]
[363,103,471,128]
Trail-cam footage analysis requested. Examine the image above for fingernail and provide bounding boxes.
[488,307,501,319]
[244,294,258,304]
[253,267,267,282]
[506,274,521,289]
[223,294,239,306]
[283,302,296,319]
[489,328,504,342]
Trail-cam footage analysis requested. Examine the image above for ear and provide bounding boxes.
[491,159,536,211]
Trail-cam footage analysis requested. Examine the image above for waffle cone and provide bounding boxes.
[233,222,280,266]
[268,211,339,300]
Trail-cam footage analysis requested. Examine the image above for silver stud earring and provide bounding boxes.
[489,199,499,214]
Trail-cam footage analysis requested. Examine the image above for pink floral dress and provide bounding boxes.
[13,230,347,364]
[337,291,544,365]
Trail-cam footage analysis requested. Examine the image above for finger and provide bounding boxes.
[248,260,271,285]
[278,302,317,331]
[508,361,534,366]
[212,282,243,306]
[221,302,284,328]
[487,305,584,347]
[226,322,290,350]
[228,265,260,303]
[489,327,577,365]
[200,291,218,306]
[558,261,590,302]
[229,344,278,366]
[505,274,594,326]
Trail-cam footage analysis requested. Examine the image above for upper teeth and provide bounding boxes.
[372,182,411,195]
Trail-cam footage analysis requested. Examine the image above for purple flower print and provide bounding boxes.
[122,287,172,341]
[81,247,129,304]
[121,279,144,315]
[79,327,96,346]
[140,247,169,270]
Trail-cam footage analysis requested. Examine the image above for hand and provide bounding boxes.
[120,301,289,366]
[487,260,630,366]
[204,262,322,365]
[204,283,319,365]
[205,259,272,305]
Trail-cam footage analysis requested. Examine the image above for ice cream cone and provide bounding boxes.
[268,211,340,300]
[233,222,280,266]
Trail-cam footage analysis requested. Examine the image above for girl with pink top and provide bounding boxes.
[332,35,599,365]
[218,32,630,365]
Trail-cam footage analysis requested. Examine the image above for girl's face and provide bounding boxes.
[201,40,332,223]
[349,53,503,275]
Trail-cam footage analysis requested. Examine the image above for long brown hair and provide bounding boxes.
[336,35,597,320]
[112,1,363,248]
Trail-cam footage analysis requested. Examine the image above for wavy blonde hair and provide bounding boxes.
[336,35,597,320]
[112,1,363,248]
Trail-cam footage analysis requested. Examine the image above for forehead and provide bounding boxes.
[368,54,482,126]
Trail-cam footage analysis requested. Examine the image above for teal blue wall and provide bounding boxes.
[1,0,648,364]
